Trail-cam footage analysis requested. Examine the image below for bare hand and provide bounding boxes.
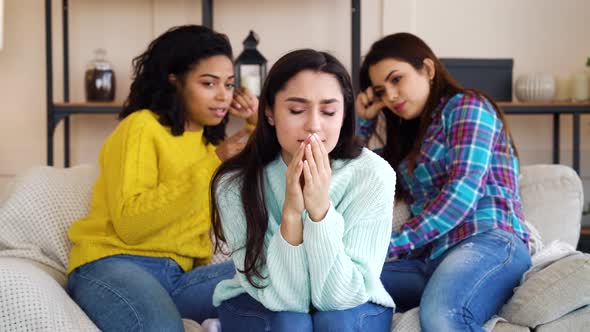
[302,134,331,221]
[355,87,385,120]
[215,128,252,161]
[230,87,259,126]
[283,142,306,220]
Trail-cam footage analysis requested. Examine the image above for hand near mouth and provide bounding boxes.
[301,133,332,222]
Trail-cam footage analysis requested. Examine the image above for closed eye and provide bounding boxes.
[373,88,385,98]
[322,111,336,116]
[289,109,305,114]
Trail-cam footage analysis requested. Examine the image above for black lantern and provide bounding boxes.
[235,30,267,96]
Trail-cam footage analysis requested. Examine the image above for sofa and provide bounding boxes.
[0,163,588,331]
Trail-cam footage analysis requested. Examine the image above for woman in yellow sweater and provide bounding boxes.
[66,25,256,331]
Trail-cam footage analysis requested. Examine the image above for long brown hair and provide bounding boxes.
[211,49,362,288]
[360,33,517,198]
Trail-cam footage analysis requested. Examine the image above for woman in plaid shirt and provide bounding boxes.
[356,33,531,331]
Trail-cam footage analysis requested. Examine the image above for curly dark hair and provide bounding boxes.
[120,25,233,145]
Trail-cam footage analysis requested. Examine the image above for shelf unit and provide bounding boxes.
[499,102,590,175]
[44,0,362,166]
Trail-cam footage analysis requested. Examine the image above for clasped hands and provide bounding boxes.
[283,133,332,223]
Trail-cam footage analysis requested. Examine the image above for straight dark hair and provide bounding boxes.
[211,49,362,288]
[360,32,518,198]
[120,25,233,145]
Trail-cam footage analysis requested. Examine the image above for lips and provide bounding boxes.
[393,101,406,113]
[209,107,228,118]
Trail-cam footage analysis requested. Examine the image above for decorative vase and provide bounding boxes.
[514,73,555,102]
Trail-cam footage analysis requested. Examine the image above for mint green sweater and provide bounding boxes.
[212,148,396,312]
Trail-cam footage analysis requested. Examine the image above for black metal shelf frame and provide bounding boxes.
[500,103,590,175]
[44,0,361,166]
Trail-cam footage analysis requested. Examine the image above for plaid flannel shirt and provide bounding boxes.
[358,93,529,260]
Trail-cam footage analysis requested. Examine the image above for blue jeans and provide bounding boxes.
[67,255,235,332]
[217,293,393,332]
[380,228,531,332]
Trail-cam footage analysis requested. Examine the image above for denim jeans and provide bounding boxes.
[67,254,235,332]
[380,228,531,332]
[217,293,393,332]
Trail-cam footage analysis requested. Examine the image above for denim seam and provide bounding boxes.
[171,264,233,297]
[75,272,143,331]
[461,235,515,331]
[356,305,389,331]
[221,301,271,331]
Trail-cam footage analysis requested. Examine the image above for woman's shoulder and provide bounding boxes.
[442,92,495,115]
[119,109,162,131]
[214,170,243,199]
[334,148,395,185]
[440,92,499,125]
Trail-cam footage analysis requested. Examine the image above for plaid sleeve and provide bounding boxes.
[356,116,375,140]
[388,97,502,258]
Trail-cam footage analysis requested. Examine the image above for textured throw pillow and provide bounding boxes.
[0,165,98,273]
[499,253,590,328]
[0,257,99,331]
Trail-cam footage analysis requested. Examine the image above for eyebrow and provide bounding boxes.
[285,97,340,104]
[199,74,235,79]
[384,69,398,83]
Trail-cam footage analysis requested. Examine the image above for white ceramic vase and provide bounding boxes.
[515,73,555,102]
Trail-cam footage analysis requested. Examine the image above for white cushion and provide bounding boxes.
[0,165,98,273]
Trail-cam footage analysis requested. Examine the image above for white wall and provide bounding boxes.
[0,0,589,204]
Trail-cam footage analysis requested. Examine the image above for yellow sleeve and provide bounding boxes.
[104,118,220,245]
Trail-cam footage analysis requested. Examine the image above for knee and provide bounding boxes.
[273,313,312,331]
[419,300,475,332]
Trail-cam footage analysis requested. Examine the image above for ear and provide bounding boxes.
[168,74,179,88]
[423,58,436,81]
[265,107,275,126]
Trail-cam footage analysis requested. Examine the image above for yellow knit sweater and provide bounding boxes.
[67,109,221,274]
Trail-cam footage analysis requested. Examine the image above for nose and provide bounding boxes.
[305,110,321,134]
[384,85,399,102]
[215,84,231,101]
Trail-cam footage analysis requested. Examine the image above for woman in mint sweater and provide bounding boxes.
[210,49,396,331]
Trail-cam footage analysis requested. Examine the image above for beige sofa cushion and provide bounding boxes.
[535,305,590,332]
[519,165,583,247]
[500,254,590,328]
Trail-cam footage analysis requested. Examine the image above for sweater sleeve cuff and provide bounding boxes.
[303,203,344,252]
[267,229,307,268]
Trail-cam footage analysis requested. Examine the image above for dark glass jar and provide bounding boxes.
[85,49,116,102]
